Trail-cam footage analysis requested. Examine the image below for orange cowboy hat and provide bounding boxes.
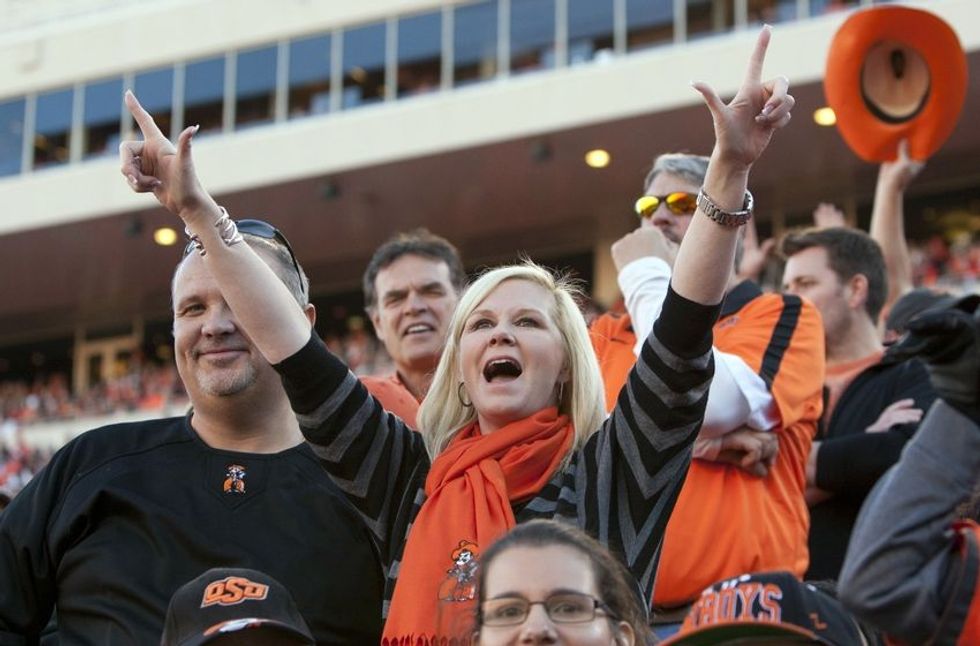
[824,5,967,162]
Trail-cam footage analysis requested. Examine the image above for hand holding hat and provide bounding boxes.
[877,139,924,193]
[824,6,967,163]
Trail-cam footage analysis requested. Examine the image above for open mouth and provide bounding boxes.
[197,349,245,360]
[403,323,435,337]
[483,358,523,382]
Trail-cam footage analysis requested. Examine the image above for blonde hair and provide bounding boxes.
[418,262,606,462]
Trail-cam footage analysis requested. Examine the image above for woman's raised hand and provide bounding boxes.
[692,26,794,170]
[119,90,215,224]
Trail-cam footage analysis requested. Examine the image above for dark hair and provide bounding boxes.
[780,227,888,322]
[362,229,465,311]
[474,520,648,641]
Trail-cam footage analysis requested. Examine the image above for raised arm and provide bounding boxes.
[870,139,923,313]
[583,27,795,598]
[120,92,426,563]
[120,91,310,364]
[675,25,793,306]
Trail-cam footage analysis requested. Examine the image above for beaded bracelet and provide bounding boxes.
[184,207,244,256]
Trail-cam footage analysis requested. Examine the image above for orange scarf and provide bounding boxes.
[382,407,574,645]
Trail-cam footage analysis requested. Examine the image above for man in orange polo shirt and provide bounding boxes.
[360,230,466,427]
[591,153,825,616]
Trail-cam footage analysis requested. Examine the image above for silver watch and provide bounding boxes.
[696,189,754,227]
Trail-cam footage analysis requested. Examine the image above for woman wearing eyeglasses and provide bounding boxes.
[474,520,647,645]
[121,26,792,643]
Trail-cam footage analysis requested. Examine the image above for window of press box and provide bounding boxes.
[33,87,73,169]
[0,98,25,177]
[235,45,277,129]
[453,0,499,86]
[687,0,729,40]
[747,0,802,23]
[808,0,861,17]
[342,22,387,109]
[397,11,442,98]
[183,56,225,135]
[82,76,123,159]
[288,34,332,119]
[510,0,556,74]
[627,0,674,50]
[134,67,175,139]
[567,0,615,65]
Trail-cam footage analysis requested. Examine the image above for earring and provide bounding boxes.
[457,382,473,408]
[557,381,565,406]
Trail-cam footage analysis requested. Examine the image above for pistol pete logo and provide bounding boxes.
[201,576,269,607]
[223,464,247,494]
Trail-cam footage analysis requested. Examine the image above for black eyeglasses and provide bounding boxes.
[634,192,698,218]
[480,592,616,627]
[183,218,305,297]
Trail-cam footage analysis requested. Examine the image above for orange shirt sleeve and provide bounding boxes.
[713,294,825,429]
[360,375,420,429]
[589,312,638,413]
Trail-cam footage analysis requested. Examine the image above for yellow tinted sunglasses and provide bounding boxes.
[634,192,698,218]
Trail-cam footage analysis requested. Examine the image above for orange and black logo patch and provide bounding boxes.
[201,576,269,607]
[223,464,246,494]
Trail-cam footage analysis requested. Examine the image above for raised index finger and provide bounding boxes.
[743,25,772,86]
[125,90,165,140]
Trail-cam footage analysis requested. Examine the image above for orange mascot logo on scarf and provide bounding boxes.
[382,407,574,646]
[438,540,480,602]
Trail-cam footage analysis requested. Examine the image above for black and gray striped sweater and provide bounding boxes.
[275,286,719,618]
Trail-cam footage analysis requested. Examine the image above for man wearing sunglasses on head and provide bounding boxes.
[590,152,825,632]
[0,124,384,643]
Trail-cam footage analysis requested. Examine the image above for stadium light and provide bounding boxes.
[154,227,179,246]
[585,149,611,168]
[813,107,837,126]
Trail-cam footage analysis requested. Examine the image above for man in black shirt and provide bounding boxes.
[0,224,384,643]
[781,227,935,580]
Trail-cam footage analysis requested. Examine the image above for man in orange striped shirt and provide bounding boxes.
[591,153,825,616]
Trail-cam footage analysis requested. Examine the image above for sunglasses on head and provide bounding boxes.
[634,192,698,218]
[183,218,305,297]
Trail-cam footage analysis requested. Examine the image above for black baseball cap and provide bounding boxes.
[885,287,957,335]
[161,568,315,646]
[660,571,865,645]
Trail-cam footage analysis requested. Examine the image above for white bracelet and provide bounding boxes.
[184,207,244,256]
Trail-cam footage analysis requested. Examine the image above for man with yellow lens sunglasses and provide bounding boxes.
[590,152,825,638]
